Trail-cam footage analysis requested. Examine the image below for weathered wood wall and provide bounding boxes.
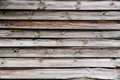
[0,0,120,80]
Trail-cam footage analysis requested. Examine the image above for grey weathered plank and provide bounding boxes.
[0,68,118,79]
[0,58,119,67]
[0,11,120,20]
[0,1,120,10]
[0,48,120,57]
[0,30,120,38]
[0,39,120,47]
[1,23,120,30]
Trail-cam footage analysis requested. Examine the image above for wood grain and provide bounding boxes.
[0,30,120,39]
[0,68,118,79]
[0,39,120,47]
[1,23,120,30]
[0,1,120,10]
[0,0,120,79]
[0,58,119,67]
[1,11,120,20]
[0,48,120,58]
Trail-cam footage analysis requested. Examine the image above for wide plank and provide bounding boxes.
[0,48,120,57]
[0,30,120,39]
[0,58,119,67]
[0,11,120,20]
[0,68,118,79]
[0,39,120,47]
[0,1,120,10]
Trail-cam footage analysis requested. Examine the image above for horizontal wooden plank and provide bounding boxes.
[0,1,120,10]
[0,11,120,20]
[0,48,120,58]
[1,22,120,30]
[0,30,120,39]
[0,39,120,47]
[0,58,120,67]
[1,21,120,30]
[68,78,97,80]
[0,68,118,79]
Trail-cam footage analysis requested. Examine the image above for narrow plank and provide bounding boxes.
[0,30,120,39]
[1,11,120,20]
[0,1,120,10]
[0,48,120,57]
[0,39,120,47]
[68,78,96,80]
[1,22,120,30]
[0,58,119,67]
[0,68,118,79]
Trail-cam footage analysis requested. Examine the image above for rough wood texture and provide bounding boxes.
[1,21,120,30]
[0,30,120,39]
[0,11,120,20]
[0,58,119,67]
[0,68,119,79]
[0,0,120,79]
[0,1,120,10]
[0,39,120,47]
[0,48,120,58]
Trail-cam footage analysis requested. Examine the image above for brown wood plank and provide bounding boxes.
[1,21,120,30]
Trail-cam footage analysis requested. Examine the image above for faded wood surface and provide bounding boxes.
[0,0,120,79]
[1,23,120,30]
[1,30,120,39]
[0,39,120,47]
[0,68,118,79]
[0,11,120,20]
[0,1,120,10]
[0,48,120,57]
[0,58,119,67]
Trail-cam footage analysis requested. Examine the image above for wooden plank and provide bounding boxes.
[0,68,118,79]
[68,78,97,80]
[0,11,120,20]
[0,1,120,10]
[0,58,119,67]
[0,30,120,39]
[1,22,120,30]
[0,39,120,47]
[0,48,120,58]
